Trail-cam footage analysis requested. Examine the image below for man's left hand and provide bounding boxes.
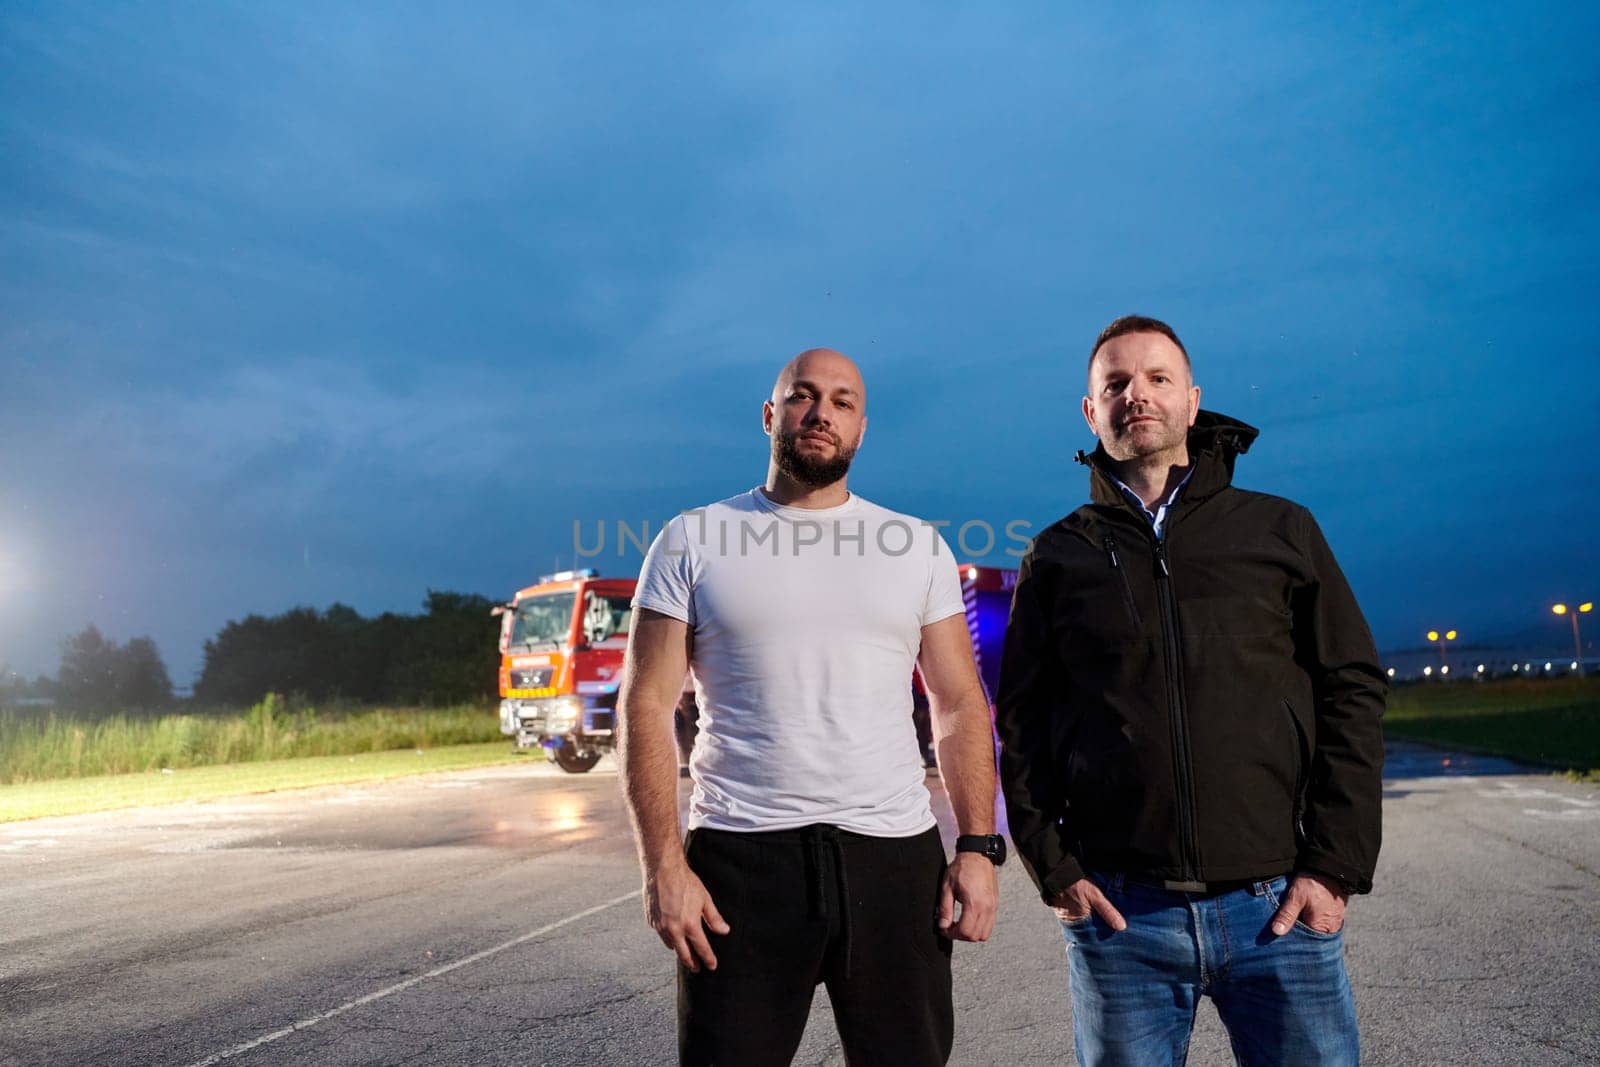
[939,852,999,942]
[1269,872,1348,936]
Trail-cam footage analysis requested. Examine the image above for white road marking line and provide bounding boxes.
[1478,782,1599,807]
[1523,808,1600,820]
[0,838,60,851]
[181,888,642,1067]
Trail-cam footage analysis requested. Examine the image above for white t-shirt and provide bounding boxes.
[633,488,966,836]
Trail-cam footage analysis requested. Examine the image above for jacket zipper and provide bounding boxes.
[1283,699,1310,844]
[1102,536,1142,628]
[1153,540,1202,881]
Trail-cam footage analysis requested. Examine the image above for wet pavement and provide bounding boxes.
[2,742,1597,1065]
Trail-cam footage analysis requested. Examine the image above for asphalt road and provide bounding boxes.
[2,742,1597,1066]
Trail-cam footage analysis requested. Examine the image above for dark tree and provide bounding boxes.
[383,591,500,705]
[193,592,499,707]
[117,637,175,710]
[57,625,119,708]
[54,627,174,712]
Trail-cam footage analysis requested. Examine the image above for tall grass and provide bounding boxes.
[0,694,501,785]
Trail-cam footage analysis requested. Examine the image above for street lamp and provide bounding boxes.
[1426,629,1457,677]
[1552,602,1593,676]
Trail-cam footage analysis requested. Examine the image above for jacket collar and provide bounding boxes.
[1075,410,1260,512]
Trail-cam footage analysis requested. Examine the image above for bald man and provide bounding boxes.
[619,349,1001,1065]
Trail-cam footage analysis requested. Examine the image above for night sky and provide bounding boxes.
[3,4,1598,686]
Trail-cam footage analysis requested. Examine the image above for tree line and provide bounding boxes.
[1,626,177,711]
[194,591,499,706]
[0,591,501,714]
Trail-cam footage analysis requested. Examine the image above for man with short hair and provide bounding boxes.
[619,347,1002,1066]
[996,316,1384,1065]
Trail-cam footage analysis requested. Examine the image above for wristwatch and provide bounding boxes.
[955,834,1007,866]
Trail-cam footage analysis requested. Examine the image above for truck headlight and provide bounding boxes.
[544,696,581,733]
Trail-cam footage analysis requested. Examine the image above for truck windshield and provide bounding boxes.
[510,592,575,647]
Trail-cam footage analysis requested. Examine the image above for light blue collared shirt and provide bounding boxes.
[1107,466,1195,540]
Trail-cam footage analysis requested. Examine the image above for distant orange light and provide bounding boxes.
[1553,604,1568,615]
[1427,630,1439,641]
[1581,603,1594,613]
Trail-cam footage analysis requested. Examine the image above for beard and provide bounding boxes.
[772,426,858,488]
[1105,408,1189,460]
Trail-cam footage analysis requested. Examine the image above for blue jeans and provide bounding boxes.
[1058,872,1359,1066]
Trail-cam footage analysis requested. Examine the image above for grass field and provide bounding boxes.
[5,678,1594,823]
[0,695,502,785]
[0,742,528,822]
[0,697,528,822]
[1385,676,1600,780]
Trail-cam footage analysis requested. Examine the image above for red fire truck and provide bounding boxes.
[495,569,634,772]
[495,563,1019,773]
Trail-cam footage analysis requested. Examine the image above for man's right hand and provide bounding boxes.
[1049,876,1127,932]
[646,860,731,973]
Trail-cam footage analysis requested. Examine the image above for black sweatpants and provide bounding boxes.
[678,824,954,1066]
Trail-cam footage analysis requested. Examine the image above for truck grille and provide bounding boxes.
[510,667,554,689]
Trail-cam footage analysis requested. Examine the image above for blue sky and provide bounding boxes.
[3,3,1598,685]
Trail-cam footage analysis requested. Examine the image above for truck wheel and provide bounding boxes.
[553,743,602,774]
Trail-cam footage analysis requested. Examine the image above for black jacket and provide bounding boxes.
[996,411,1385,901]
